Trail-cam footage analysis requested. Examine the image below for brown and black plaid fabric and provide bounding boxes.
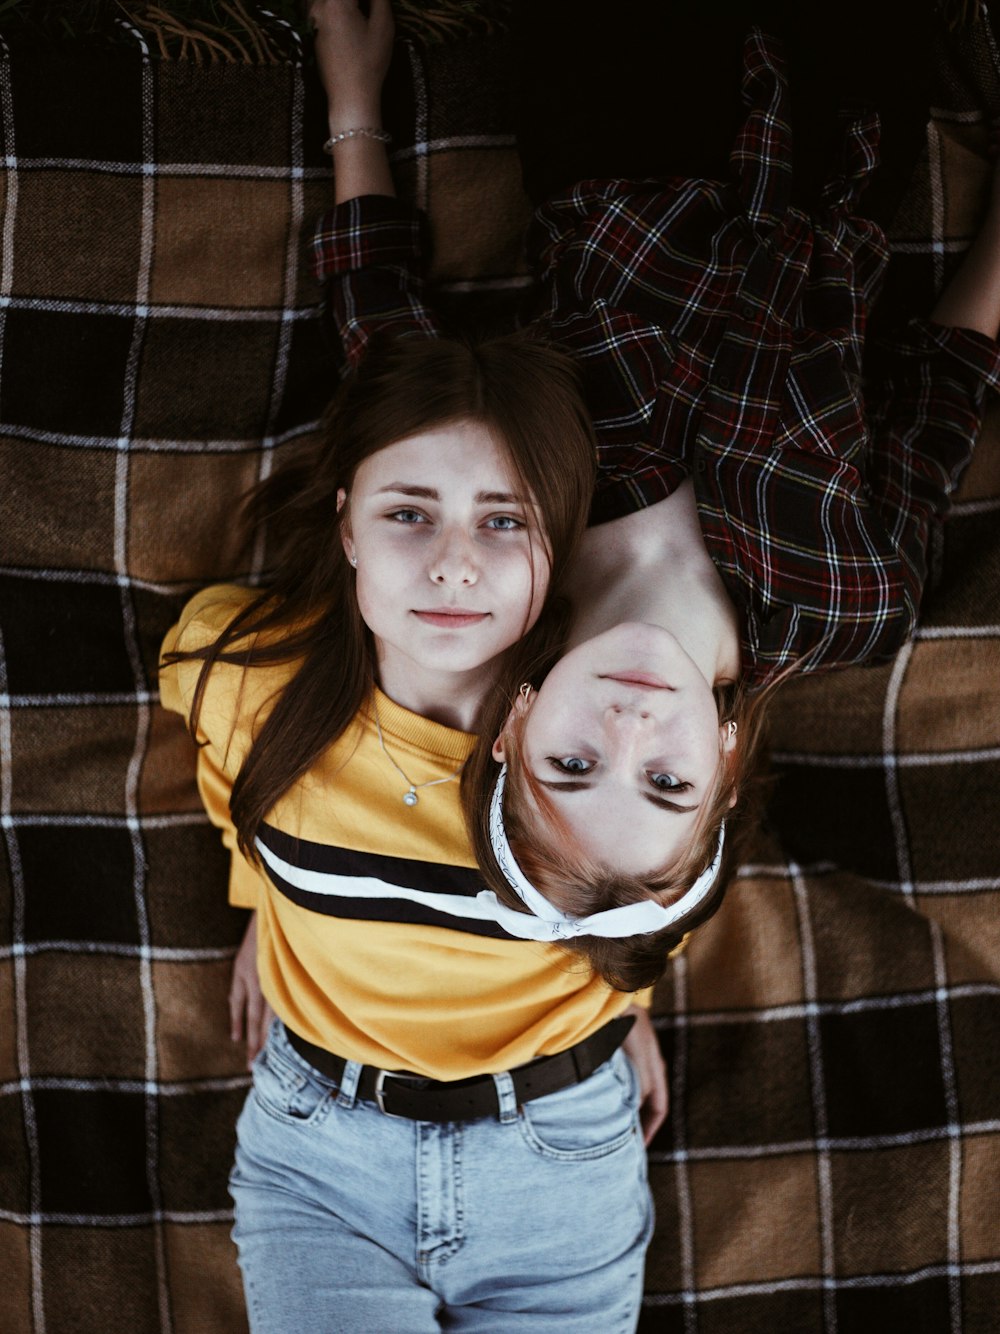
[0,12,998,1334]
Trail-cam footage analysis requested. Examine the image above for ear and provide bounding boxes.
[491,689,533,762]
[337,489,354,564]
[720,720,739,808]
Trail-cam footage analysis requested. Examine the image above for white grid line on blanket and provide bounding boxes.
[0,418,321,453]
[0,1076,249,1097]
[408,42,429,213]
[652,981,1000,1029]
[0,692,159,708]
[4,157,331,180]
[889,238,977,254]
[931,920,963,1334]
[0,294,320,321]
[929,106,991,123]
[1,813,210,830]
[884,640,916,902]
[0,564,271,595]
[929,119,947,293]
[649,1119,1000,1163]
[791,860,837,1330]
[736,861,1000,893]
[390,133,516,161]
[118,51,171,1331]
[642,1258,1000,1305]
[668,953,698,1331]
[246,64,305,585]
[772,745,1000,767]
[950,496,1000,516]
[0,941,237,962]
[915,623,1000,638]
[0,1208,236,1227]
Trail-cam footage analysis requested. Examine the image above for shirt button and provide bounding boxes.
[695,459,707,474]
[717,376,730,390]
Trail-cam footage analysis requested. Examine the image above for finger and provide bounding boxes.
[641,1090,668,1146]
[247,1002,275,1068]
[245,991,266,1069]
[228,976,246,1044]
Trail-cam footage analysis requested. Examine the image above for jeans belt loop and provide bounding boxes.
[336,1058,363,1109]
[491,1070,518,1124]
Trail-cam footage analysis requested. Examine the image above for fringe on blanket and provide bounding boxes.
[0,0,511,58]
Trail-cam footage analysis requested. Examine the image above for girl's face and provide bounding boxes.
[494,623,735,877]
[340,420,550,709]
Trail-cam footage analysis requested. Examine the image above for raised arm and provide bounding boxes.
[310,0,395,205]
[308,0,443,366]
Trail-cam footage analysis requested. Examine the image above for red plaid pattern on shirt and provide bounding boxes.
[311,29,1000,688]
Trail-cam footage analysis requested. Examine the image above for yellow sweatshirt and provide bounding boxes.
[159,584,639,1080]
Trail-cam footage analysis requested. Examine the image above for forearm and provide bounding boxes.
[932,198,1000,337]
[330,134,395,205]
[311,0,395,204]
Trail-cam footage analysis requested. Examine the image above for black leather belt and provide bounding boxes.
[284,1015,634,1122]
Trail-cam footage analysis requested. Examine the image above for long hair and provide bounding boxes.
[467,674,779,992]
[163,332,597,860]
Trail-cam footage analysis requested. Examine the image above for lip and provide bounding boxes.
[600,672,675,690]
[413,609,490,629]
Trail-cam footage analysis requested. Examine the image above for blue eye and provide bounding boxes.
[389,509,426,524]
[549,756,595,774]
[647,772,690,792]
[486,514,525,531]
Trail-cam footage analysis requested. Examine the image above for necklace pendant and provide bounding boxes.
[403,789,418,807]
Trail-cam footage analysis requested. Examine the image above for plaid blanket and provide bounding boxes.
[0,14,997,1334]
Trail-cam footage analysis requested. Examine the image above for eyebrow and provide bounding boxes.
[376,484,530,505]
[538,777,700,815]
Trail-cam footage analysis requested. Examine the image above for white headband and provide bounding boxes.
[475,764,725,942]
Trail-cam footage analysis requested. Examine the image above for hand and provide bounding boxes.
[622,1004,669,1146]
[229,912,275,1070]
[309,0,395,128]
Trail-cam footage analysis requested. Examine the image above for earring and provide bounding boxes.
[349,555,357,568]
[727,721,738,739]
[519,682,533,701]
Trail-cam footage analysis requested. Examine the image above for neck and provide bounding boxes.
[563,483,741,686]
[374,654,494,732]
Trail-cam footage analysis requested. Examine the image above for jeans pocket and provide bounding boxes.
[517,1050,640,1162]
[251,1025,336,1127]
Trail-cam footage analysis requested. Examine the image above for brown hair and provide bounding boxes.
[467,676,777,992]
[163,332,597,859]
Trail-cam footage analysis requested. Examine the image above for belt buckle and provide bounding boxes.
[374,1068,412,1119]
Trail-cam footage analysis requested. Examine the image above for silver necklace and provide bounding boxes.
[373,702,467,807]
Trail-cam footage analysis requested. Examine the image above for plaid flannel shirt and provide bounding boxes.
[312,30,1000,689]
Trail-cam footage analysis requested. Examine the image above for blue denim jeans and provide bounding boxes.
[230,1019,654,1332]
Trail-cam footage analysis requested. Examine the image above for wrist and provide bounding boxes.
[327,98,383,133]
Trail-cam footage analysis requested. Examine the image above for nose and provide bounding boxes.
[605,703,653,724]
[429,528,479,587]
[602,703,653,744]
[601,704,656,770]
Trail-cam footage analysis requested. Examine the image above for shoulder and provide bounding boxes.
[158,584,291,756]
[164,583,260,656]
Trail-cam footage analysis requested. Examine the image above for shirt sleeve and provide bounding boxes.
[310,194,442,368]
[158,587,266,910]
[863,319,1000,638]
